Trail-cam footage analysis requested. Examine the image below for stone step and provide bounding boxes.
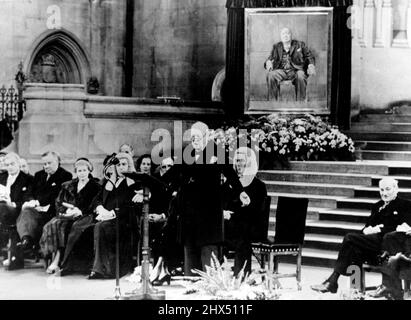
[259,170,372,186]
[354,186,411,200]
[305,220,363,236]
[288,161,389,175]
[264,181,355,197]
[348,131,411,142]
[388,167,411,176]
[268,192,342,209]
[269,205,322,220]
[357,114,411,122]
[283,248,338,268]
[337,197,378,211]
[351,122,411,132]
[355,141,411,152]
[356,150,411,161]
[318,208,370,224]
[371,176,411,187]
[304,233,343,252]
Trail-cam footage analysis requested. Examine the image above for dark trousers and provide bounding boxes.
[0,204,24,264]
[379,232,411,298]
[16,207,51,243]
[0,203,19,226]
[334,233,383,275]
[266,69,307,101]
[184,244,220,276]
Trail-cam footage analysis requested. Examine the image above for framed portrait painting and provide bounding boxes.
[244,7,333,114]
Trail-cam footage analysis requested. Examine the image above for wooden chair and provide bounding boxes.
[251,196,309,290]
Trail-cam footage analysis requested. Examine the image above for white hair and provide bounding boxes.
[379,177,399,189]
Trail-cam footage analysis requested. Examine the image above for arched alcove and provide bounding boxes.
[25,29,92,85]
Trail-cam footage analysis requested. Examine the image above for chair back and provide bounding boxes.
[274,196,308,245]
[251,195,272,242]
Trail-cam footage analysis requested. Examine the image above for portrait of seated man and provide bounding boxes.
[264,27,316,102]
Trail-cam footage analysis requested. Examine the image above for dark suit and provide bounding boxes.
[265,39,315,101]
[164,143,244,275]
[0,171,34,259]
[0,171,34,222]
[334,197,411,275]
[16,166,72,243]
[378,231,411,299]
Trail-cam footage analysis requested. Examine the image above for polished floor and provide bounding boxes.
[0,257,400,300]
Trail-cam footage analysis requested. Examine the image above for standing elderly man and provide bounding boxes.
[311,177,411,294]
[0,153,34,269]
[265,27,316,101]
[16,151,72,253]
[163,121,251,276]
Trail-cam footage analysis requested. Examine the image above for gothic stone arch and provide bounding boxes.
[25,29,92,85]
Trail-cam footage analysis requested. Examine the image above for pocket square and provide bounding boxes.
[52,182,56,186]
[297,48,302,52]
[393,211,398,215]
[22,187,27,191]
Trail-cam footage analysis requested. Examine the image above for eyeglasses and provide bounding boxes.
[161,164,173,169]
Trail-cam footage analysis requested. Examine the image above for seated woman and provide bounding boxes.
[88,152,140,279]
[136,154,154,175]
[119,143,135,158]
[39,158,100,274]
[59,156,112,276]
[223,147,267,276]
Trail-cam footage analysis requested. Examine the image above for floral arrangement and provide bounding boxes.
[183,253,280,300]
[209,113,355,169]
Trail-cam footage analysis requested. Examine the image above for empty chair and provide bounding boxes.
[251,196,309,290]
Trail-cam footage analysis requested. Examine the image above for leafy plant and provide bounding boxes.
[184,253,280,300]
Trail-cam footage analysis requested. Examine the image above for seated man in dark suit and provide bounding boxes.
[265,27,316,101]
[0,152,34,269]
[370,226,411,300]
[311,177,411,294]
[16,151,72,254]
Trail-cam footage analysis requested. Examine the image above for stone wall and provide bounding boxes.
[132,0,227,101]
[351,0,411,113]
[0,0,127,96]
[18,83,224,175]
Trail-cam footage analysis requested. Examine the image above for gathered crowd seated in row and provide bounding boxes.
[0,125,257,284]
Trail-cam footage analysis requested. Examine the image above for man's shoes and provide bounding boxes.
[311,281,338,294]
[6,256,24,271]
[2,259,9,267]
[17,236,33,251]
[369,285,394,299]
[88,271,105,280]
[57,268,71,277]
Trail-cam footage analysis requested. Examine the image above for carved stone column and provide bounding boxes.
[407,0,411,47]
[356,0,367,47]
[363,0,376,47]
[381,0,393,47]
[374,0,384,47]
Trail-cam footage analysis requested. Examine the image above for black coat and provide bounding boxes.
[55,178,101,217]
[164,143,244,247]
[0,171,34,211]
[30,166,72,216]
[364,197,411,235]
[224,177,268,243]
